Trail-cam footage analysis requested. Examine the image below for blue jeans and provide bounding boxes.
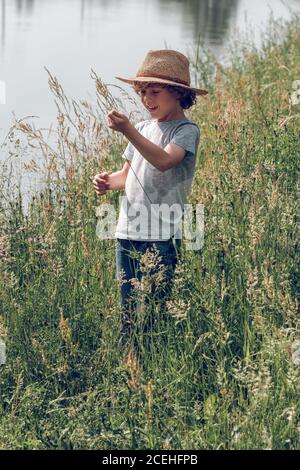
[115,237,182,347]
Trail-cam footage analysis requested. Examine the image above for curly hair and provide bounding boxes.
[133,81,197,110]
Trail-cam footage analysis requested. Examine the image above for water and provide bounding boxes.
[0,0,299,204]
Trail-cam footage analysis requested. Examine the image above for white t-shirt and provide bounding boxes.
[115,118,200,241]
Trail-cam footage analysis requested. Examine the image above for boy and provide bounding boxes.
[93,49,207,348]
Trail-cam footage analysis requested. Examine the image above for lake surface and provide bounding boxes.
[1,0,300,140]
[0,0,299,208]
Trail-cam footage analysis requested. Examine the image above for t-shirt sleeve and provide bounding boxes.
[169,124,200,157]
[121,121,145,161]
[122,141,134,161]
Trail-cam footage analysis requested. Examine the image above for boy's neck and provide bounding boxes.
[156,109,187,122]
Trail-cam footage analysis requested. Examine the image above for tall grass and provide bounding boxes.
[0,12,299,450]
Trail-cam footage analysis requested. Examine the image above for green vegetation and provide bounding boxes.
[0,13,299,449]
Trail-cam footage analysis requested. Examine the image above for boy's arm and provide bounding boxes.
[107,110,186,172]
[93,161,130,194]
[107,161,130,190]
[123,125,185,173]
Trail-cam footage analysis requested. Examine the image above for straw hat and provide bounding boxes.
[115,49,208,96]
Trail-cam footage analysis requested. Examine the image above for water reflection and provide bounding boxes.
[0,0,240,46]
[15,0,35,14]
[2,0,281,64]
[79,0,239,43]
[1,0,299,138]
[1,0,300,48]
[1,0,299,207]
[158,0,239,43]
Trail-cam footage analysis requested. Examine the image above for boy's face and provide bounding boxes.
[138,84,183,121]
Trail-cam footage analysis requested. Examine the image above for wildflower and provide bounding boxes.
[117,268,128,287]
[59,309,72,345]
[231,425,241,444]
[163,438,172,450]
[130,246,168,296]
[248,204,265,255]
[139,246,163,274]
[214,310,230,344]
[47,256,64,278]
[261,426,272,450]
[1,271,18,289]
[248,363,273,400]
[166,298,190,323]
[130,275,153,295]
[0,234,11,260]
[281,406,296,424]
[44,221,57,249]
[246,266,259,300]
[0,317,7,340]
[80,230,90,259]
[124,350,140,390]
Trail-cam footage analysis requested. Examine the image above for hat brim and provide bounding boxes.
[115,76,208,95]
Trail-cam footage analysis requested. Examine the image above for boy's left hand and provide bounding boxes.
[108,110,131,134]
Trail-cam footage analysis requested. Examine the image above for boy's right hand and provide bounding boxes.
[93,172,110,196]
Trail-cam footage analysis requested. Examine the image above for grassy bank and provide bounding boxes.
[0,13,299,449]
